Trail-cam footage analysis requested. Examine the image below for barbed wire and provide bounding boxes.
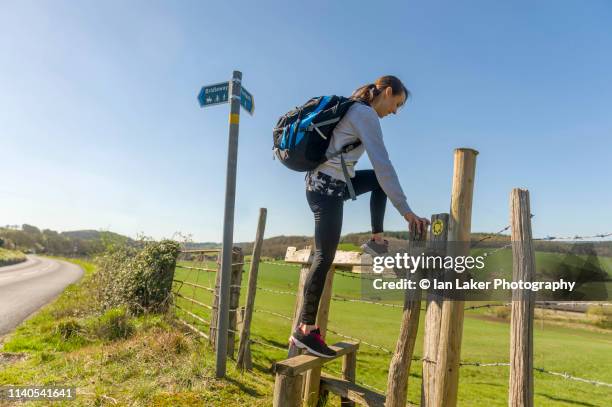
[533,367,612,388]
[334,269,379,281]
[254,308,293,321]
[255,286,518,312]
[330,296,406,309]
[457,362,612,388]
[481,242,513,256]
[472,224,511,248]
[325,327,395,355]
[256,287,296,296]
[257,286,407,309]
[249,337,287,352]
[459,361,509,367]
[534,232,612,241]
[463,303,510,311]
[259,260,301,268]
[535,301,612,308]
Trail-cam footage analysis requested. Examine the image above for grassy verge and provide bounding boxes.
[0,258,275,406]
[0,248,26,267]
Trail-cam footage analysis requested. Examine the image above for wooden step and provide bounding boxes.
[319,373,385,407]
[273,341,359,377]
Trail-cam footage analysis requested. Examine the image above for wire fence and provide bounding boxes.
[534,232,612,241]
[253,304,612,389]
[173,239,612,396]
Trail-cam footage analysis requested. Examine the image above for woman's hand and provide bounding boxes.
[403,212,431,235]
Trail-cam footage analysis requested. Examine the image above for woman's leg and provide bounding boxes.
[299,190,343,326]
[349,169,387,234]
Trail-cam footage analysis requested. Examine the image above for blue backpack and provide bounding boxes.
[272,96,362,199]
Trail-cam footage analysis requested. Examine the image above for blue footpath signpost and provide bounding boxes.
[198,79,254,115]
[198,71,254,378]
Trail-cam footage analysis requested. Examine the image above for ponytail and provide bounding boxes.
[351,83,382,105]
[350,75,409,106]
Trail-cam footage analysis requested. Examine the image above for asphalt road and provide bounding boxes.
[0,256,83,336]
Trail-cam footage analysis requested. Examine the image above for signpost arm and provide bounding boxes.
[215,70,242,378]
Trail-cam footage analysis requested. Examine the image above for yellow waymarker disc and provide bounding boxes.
[432,219,444,236]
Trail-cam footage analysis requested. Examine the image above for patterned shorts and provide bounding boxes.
[305,171,347,198]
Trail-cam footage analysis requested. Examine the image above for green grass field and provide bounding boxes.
[2,254,609,406]
[174,253,612,406]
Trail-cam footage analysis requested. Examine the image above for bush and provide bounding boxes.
[0,248,26,266]
[492,306,510,320]
[95,307,134,340]
[94,240,180,314]
[55,319,83,340]
[586,305,612,329]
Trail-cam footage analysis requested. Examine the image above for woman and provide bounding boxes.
[290,75,430,358]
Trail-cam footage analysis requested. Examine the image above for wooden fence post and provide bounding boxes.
[288,246,313,358]
[509,189,535,407]
[227,247,244,359]
[209,253,222,346]
[237,208,267,370]
[421,213,449,407]
[304,265,336,406]
[210,247,243,357]
[340,348,357,407]
[433,148,478,407]
[274,372,304,407]
[385,227,427,407]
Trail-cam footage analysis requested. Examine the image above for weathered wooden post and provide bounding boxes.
[433,148,478,407]
[274,341,359,407]
[274,371,305,407]
[227,248,244,359]
[237,208,267,370]
[421,213,449,407]
[340,348,357,407]
[210,247,243,358]
[209,253,223,346]
[385,227,427,407]
[509,189,535,407]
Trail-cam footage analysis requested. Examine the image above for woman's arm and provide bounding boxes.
[348,104,412,216]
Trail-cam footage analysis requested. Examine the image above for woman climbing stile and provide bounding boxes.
[290,75,431,358]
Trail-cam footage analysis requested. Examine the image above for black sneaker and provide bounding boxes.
[290,327,336,358]
[361,239,389,256]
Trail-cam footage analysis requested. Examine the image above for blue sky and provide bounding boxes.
[1,0,611,242]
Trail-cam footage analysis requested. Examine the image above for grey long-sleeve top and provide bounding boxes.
[314,102,413,216]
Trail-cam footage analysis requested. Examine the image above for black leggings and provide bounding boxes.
[299,169,387,325]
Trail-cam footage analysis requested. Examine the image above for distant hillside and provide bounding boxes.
[0,225,132,257]
[60,230,126,241]
[182,242,221,250]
